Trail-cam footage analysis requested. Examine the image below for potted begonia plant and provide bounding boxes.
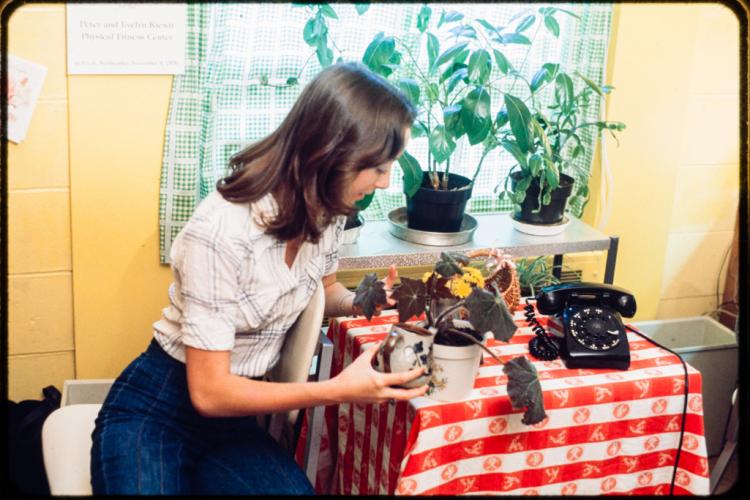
[353,250,546,425]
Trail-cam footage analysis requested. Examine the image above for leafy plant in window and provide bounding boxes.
[361,5,576,198]
[353,252,546,425]
[515,256,561,297]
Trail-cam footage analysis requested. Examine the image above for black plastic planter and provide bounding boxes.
[405,172,473,232]
[511,172,575,225]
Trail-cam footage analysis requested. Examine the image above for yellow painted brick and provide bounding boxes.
[679,95,740,166]
[687,5,740,95]
[9,273,74,355]
[8,190,71,273]
[660,231,735,299]
[656,296,718,319]
[8,101,69,190]
[7,4,67,100]
[8,351,75,402]
[670,165,740,233]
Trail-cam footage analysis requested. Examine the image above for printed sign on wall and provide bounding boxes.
[7,55,47,144]
[67,4,186,74]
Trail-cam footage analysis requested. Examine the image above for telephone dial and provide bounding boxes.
[534,282,637,370]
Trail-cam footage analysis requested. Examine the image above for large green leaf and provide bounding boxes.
[575,70,605,97]
[555,72,575,109]
[353,273,388,321]
[362,33,396,76]
[543,14,560,37]
[428,125,455,164]
[417,4,431,32]
[467,49,491,84]
[504,94,534,153]
[444,66,468,96]
[529,63,559,93]
[448,24,477,39]
[463,286,517,341]
[492,49,510,74]
[442,10,464,23]
[501,138,528,170]
[498,32,531,45]
[476,18,501,38]
[398,77,420,106]
[443,104,466,139]
[515,14,535,33]
[461,86,491,145]
[434,42,469,68]
[504,356,547,425]
[398,150,423,198]
[316,44,334,68]
[392,277,428,322]
[319,4,338,19]
[427,33,439,72]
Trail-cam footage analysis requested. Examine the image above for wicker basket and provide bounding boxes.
[466,249,521,312]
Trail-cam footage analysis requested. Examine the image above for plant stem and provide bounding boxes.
[434,300,465,327]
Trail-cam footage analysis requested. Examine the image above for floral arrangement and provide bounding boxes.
[353,250,546,425]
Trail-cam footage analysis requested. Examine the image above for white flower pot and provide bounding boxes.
[426,342,482,402]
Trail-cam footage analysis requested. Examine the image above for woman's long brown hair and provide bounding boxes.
[217,62,416,243]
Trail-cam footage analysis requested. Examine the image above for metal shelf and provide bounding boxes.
[338,213,619,283]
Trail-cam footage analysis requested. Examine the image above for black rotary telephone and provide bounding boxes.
[535,282,637,370]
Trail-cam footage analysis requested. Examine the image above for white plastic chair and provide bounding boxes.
[41,282,332,494]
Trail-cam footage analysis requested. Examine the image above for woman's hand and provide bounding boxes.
[330,342,428,404]
[352,264,399,317]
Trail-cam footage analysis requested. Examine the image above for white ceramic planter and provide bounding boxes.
[427,342,482,402]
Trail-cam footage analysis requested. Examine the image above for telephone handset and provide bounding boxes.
[536,282,637,370]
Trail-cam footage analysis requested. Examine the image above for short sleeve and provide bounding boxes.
[171,215,241,351]
[322,216,347,276]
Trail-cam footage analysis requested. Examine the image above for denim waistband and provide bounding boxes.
[146,338,264,381]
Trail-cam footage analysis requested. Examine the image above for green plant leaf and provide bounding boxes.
[444,66,468,96]
[543,14,560,37]
[435,252,470,277]
[504,94,534,153]
[417,4,431,32]
[503,356,547,425]
[448,24,477,39]
[461,86,491,145]
[398,77,420,106]
[398,150,423,198]
[353,273,388,321]
[515,14,535,33]
[575,70,604,97]
[316,44,334,67]
[464,286,517,341]
[495,108,509,128]
[434,42,469,68]
[319,4,338,19]
[492,49,510,74]
[426,33,439,73]
[303,18,318,46]
[362,33,396,76]
[286,77,299,85]
[467,49,491,83]
[442,10,464,23]
[530,63,559,93]
[429,125,456,164]
[411,121,429,139]
[499,32,531,45]
[443,104,466,139]
[354,3,370,15]
[476,18,501,38]
[555,72,575,109]
[545,161,560,189]
[391,277,428,322]
[501,138,528,170]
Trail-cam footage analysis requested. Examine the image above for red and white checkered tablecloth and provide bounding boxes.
[295,304,710,495]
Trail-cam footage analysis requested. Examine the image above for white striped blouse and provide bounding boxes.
[153,190,345,378]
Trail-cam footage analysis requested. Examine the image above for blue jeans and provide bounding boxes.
[90,339,315,495]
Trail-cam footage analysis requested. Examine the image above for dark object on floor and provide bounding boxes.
[6,385,62,495]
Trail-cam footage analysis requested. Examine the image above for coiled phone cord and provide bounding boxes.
[626,325,689,496]
[524,298,560,361]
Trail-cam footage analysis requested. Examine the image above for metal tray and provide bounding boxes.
[387,207,477,246]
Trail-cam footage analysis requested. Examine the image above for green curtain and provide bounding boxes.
[159,3,613,263]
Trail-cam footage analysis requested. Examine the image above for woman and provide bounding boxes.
[90,62,427,495]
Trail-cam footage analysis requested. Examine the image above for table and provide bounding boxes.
[296,304,710,495]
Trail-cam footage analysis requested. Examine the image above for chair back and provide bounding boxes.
[41,403,101,495]
[266,281,326,449]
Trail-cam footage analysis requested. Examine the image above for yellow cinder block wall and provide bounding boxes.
[6,4,741,397]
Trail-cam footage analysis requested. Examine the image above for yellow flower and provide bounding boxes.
[448,278,473,299]
[461,266,485,288]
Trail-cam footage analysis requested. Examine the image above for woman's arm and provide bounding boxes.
[186,344,427,418]
[322,266,397,318]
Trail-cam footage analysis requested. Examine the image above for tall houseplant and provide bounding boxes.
[361,5,576,232]
[496,67,625,228]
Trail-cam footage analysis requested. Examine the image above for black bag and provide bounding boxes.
[6,385,62,495]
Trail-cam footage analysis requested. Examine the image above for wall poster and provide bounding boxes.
[6,55,48,144]
[66,4,186,75]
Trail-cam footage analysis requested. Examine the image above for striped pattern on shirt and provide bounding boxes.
[153,190,345,378]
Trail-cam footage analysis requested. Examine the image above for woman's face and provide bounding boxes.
[344,127,412,207]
